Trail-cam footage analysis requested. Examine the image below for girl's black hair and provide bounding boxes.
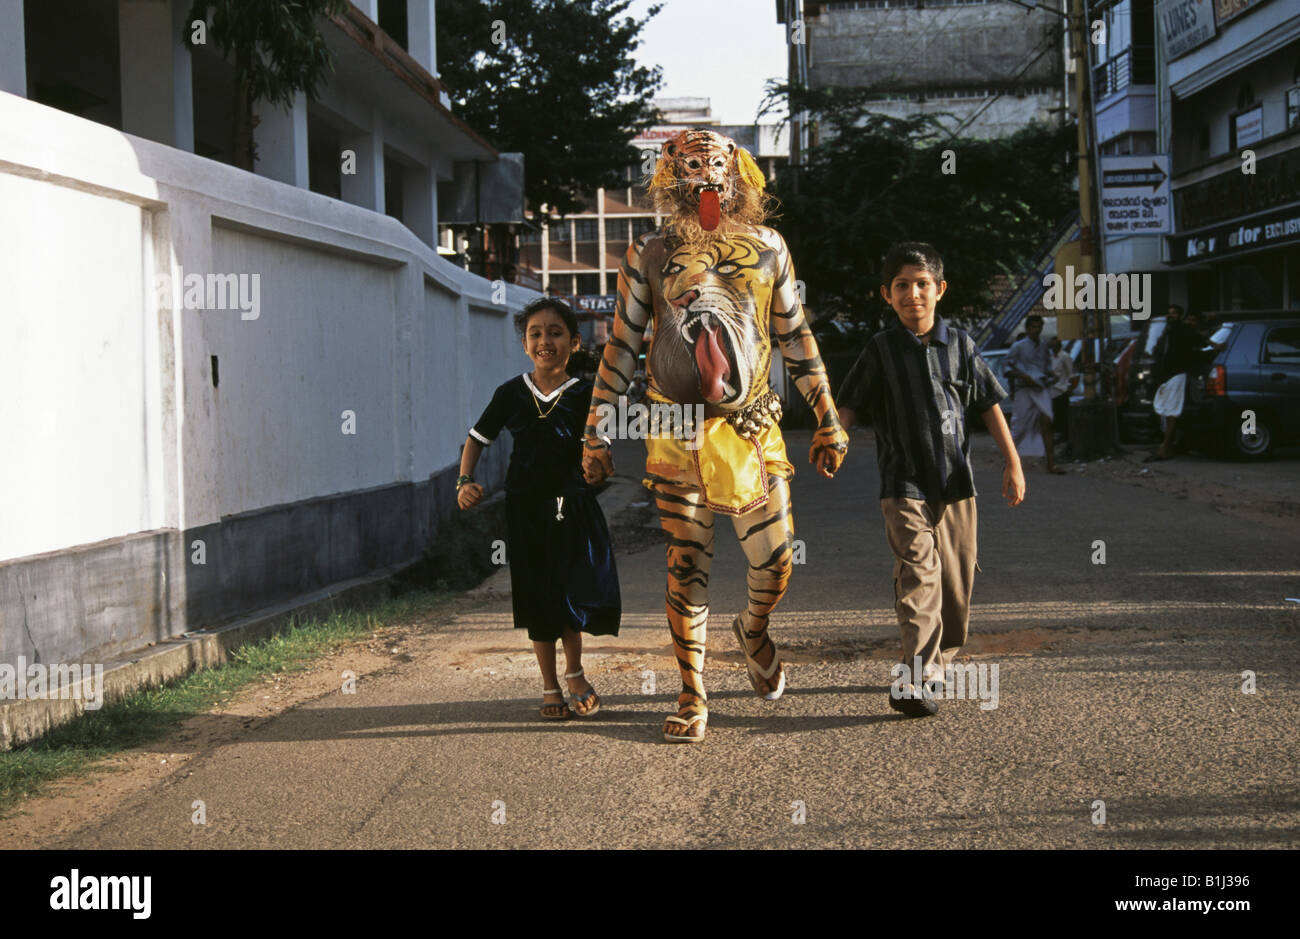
[515,297,597,376]
[515,297,580,338]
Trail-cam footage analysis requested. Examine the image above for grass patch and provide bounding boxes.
[393,496,508,593]
[0,589,447,817]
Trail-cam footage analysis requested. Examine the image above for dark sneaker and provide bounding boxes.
[889,683,939,718]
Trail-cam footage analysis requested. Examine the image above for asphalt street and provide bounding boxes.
[26,430,1300,849]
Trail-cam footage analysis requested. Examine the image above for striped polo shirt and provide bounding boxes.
[836,314,1007,503]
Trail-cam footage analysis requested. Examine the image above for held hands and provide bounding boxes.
[809,424,850,479]
[582,441,614,485]
[1002,461,1026,507]
[457,482,485,511]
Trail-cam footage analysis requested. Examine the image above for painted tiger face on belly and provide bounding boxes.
[649,234,777,409]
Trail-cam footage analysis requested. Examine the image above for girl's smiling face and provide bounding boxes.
[523,307,579,371]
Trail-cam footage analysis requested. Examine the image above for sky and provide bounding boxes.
[625,0,789,126]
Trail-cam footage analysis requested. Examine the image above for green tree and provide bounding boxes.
[184,0,348,171]
[767,84,1077,334]
[437,0,663,216]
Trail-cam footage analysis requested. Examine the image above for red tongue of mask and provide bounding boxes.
[698,188,720,231]
[694,322,731,403]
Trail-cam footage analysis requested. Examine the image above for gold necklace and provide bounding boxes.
[530,376,563,419]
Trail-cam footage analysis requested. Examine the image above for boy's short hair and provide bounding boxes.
[881,242,944,287]
[1025,314,1044,328]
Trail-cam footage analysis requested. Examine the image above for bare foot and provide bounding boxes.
[663,693,707,741]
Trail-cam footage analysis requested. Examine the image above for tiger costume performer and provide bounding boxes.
[582,128,848,742]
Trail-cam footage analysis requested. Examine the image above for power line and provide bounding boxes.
[842,29,1063,214]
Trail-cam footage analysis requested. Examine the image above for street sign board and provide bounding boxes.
[1100,155,1172,237]
[1157,0,1216,60]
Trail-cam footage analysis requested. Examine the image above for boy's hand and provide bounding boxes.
[457,482,484,510]
[1002,462,1026,507]
[583,444,614,484]
[810,424,849,479]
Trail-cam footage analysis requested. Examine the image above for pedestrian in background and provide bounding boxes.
[1004,314,1066,474]
[1146,306,1224,462]
[837,242,1025,719]
[1048,336,1077,443]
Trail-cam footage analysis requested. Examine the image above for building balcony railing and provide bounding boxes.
[1093,45,1155,100]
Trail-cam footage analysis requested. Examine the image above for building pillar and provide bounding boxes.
[0,1,26,96]
[597,189,607,294]
[407,0,436,76]
[403,164,437,246]
[118,0,194,150]
[541,220,549,290]
[341,116,385,212]
[255,90,309,188]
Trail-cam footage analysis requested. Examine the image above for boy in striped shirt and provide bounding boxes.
[836,243,1026,717]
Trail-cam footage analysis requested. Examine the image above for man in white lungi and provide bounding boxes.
[1147,307,1224,461]
[1004,315,1065,474]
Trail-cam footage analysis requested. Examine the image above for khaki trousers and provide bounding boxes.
[880,497,978,677]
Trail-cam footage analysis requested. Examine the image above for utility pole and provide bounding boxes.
[1071,0,1098,401]
[1065,0,1119,458]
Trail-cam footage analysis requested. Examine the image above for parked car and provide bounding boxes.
[1118,315,1174,443]
[1181,317,1300,460]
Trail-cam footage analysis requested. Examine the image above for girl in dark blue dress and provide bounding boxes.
[457,298,621,720]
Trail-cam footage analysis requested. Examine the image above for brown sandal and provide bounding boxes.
[540,689,572,720]
[564,669,600,717]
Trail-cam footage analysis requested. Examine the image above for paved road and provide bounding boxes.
[34,431,1300,848]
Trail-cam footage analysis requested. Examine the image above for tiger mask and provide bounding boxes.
[649,128,771,249]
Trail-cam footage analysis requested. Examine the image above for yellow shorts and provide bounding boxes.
[643,411,794,515]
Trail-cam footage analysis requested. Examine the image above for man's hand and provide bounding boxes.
[1002,462,1026,507]
[809,424,849,479]
[583,444,614,485]
[457,482,485,510]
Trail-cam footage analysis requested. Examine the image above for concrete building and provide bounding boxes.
[776,0,1068,143]
[1161,0,1300,313]
[1092,0,1300,309]
[0,2,533,680]
[1093,0,1163,278]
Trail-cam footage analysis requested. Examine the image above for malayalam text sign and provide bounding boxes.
[1100,155,1172,237]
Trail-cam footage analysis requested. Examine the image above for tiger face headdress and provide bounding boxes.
[648,128,771,247]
